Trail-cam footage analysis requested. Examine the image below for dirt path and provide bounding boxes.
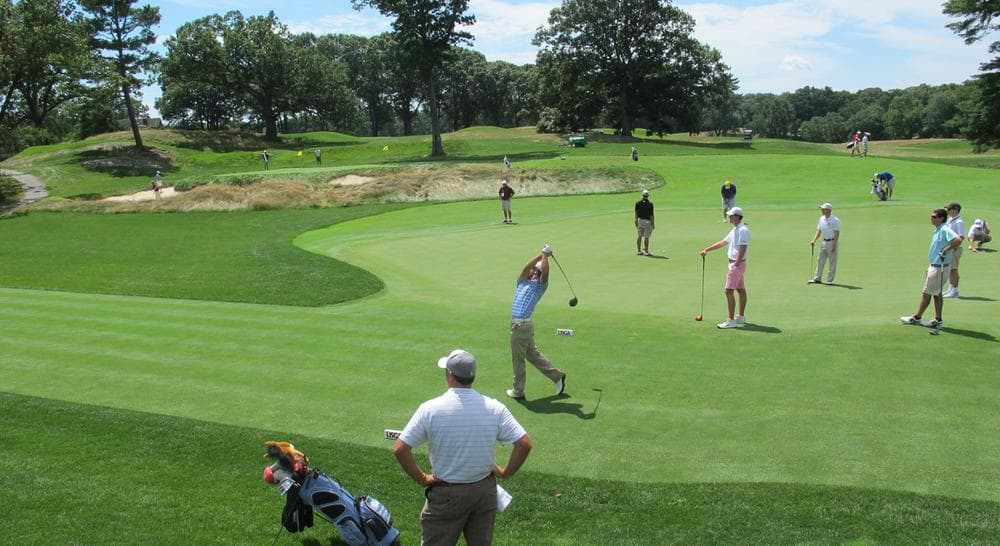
[0,169,49,205]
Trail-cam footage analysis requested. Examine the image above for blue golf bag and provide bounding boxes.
[297,468,401,546]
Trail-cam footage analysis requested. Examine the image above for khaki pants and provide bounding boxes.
[421,475,497,546]
[510,319,563,396]
[814,239,838,282]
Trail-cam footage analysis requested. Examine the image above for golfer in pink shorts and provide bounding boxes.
[701,207,750,329]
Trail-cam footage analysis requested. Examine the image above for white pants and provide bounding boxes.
[815,239,838,282]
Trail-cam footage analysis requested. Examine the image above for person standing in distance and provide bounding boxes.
[262,149,270,171]
[808,203,841,284]
[968,218,991,252]
[507,246,567,400]
[634,189,654,256]
[394,349,532,546]
[720,180,737,222]
[899,209,961,328]
[314,148,322,165]
[701,207,750,329]
[943,202,966,298]
[152,170,163,199]
[498,180,515,224]
[502,155,512,171]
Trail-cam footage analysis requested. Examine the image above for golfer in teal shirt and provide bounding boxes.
[900,209,961,328]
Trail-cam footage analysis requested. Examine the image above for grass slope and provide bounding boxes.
[6,392,999,545]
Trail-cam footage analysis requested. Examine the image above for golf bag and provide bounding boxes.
[297,468,401,546]
[871,179,887,201]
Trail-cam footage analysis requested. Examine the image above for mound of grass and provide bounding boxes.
[5,392,999,545]
[0,205,407,305]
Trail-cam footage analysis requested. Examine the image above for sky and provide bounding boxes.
[141,0,992,116]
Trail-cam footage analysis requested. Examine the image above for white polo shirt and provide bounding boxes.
[947,214,966,241]
[725,222,750,261]
[817,214,841,240]
[399,388,526,483]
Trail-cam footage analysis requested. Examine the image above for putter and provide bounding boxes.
[931,252,946,335]
[550,254,578,306]
[696,254,705,321]
[810,242,814,278]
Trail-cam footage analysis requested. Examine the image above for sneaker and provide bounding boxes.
[555,374,566,395]
[733,315,746,324]
[922,318,943,328]
[943,289,959,298]
[637,251,643,255]
[717,319,739,329]
[899,315,920,325]
[505,389,525,400]
[807,278,821,284]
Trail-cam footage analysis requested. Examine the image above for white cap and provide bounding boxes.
[726,206,744,217]
[642,189,649,196]
[820,203,832,210]
[437,349,476,379]
[973,218,984,226]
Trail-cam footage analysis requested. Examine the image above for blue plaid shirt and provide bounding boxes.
[511,278,547,319]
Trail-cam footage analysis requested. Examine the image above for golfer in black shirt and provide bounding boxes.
[634,190,654,255]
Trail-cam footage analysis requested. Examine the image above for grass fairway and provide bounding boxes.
[1,131,999,544]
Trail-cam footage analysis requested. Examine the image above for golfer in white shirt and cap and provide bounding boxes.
[808,203,841,284]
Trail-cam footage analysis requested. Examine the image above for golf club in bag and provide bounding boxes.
[263,442,400,546]
[549,254,578,307]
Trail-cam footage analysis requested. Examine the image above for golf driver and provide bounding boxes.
[696,254,705,321]
[549,254,578,307]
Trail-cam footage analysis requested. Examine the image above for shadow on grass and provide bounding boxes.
[740,323,782,334]
[826,282,864,290]
[515,393,598,419]
[938,327,997,342]
[956,295,996,302]
[77,147,176,178]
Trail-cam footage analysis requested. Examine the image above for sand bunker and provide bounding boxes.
[103,187,178,202]
[329,175,375,186]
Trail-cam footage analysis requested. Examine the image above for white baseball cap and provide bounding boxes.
[437,349,476,379]
[642,189,649,196]
[726,206,744,217]
[820,203,832,210]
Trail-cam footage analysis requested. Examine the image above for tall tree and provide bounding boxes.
[534,0,732,138]
[943,0,1000,149]
[160,12,295,141]
[352,0,475,156]
[81,0,160,151]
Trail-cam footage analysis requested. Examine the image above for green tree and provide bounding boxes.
[943,0,1000,149]
[352,0,475,156]
[884,85,931,139]
[741,93,795,138]
[534,0,732,138]
[81,0,160,151]
[0,0,90,132]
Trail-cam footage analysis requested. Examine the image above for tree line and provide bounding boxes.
[1,0,996,159]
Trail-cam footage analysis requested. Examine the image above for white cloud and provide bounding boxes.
[285,12,393,37]
[779,54,812,72]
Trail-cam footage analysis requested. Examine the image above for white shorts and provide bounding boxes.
[722,197,736,209]
[501,199,511,212]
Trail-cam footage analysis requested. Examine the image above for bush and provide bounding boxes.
[0,176,23,204]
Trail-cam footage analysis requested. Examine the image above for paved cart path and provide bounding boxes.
[0,169,48,206]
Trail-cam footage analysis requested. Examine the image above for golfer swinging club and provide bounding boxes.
[506,246,567,400]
